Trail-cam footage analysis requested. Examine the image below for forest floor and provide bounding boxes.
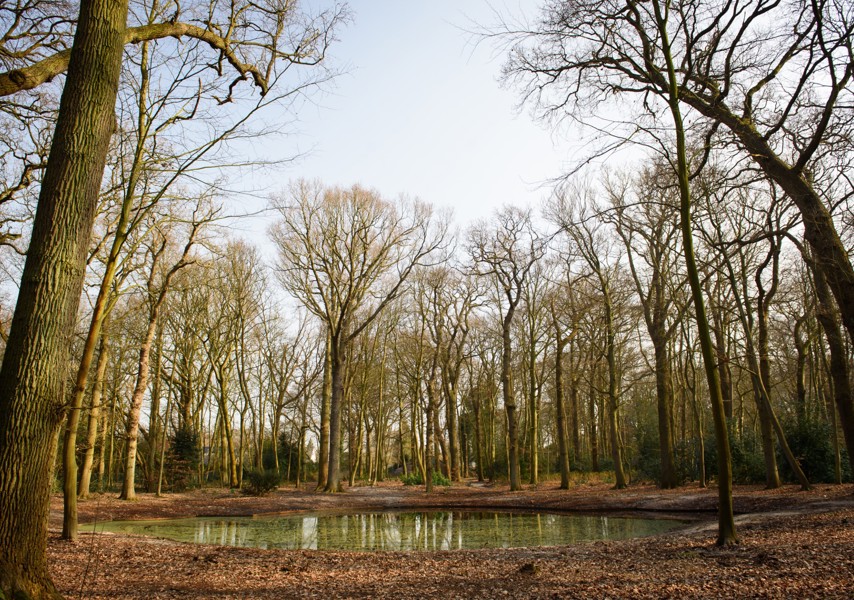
[47,480,854,599]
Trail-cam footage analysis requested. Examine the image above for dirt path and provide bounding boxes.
[47,482,854,599]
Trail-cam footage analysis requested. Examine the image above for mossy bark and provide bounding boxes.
[0,0,129,595]
[650,0,737,544]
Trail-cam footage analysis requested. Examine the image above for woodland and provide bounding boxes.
[0,0,853,599]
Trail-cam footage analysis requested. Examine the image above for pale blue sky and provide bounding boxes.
[266,0,568,226]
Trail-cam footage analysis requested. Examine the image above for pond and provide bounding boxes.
[87,510,685,551]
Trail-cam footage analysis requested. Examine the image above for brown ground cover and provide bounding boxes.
[47,481,854,599]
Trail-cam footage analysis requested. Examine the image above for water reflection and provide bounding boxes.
[90,511,683,551]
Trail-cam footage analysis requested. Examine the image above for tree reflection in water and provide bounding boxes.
[90,511,684,551]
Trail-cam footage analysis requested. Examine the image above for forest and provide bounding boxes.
[0,0,853,599]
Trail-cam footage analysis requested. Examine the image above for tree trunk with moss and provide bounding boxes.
[808,257,854,478]
[0,0,128,595]
[652,0,737,544]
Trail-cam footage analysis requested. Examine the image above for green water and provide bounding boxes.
[87,511,684,551]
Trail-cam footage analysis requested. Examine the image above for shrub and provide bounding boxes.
[168,426,200,492]
[400,472,421,486]
[432,471,452,486]
[276,432,301,479]
[632,419,662,483]
[780,419,852,484]
[243,469,280,496]
[705,428,766,484]
[399,471,451,487]
[674,437,705,484]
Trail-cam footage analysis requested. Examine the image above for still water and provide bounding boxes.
[89,511,684,551]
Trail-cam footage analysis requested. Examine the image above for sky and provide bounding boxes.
[247,0,571,230]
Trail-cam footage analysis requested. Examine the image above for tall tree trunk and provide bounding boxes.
[145,323,164,492]
[753,374,781,488]
[317,330,332,489]
[398,379,408,476]
[444,374,461,481]
[120,312,162,500]
[528,342,539,485]
[793,317,808,427]
[156,377,174,497]
[297,400,308,487]
[810,258,854,474]
[413,393,424,479]
[488,386,497,481]
[653,0,736,544]
[723,240,808,489]
[459,417,468,479]
[62,30,154,536]
[473,383,484,482]
[238,409,247,489]
[502,309,522,491]
[569,337,580,460]
[366,420,375,484]
[688,352,707,488]
[215,413,226,485]
[271,408,281,475]
[101,382,118,492]
[324,336,345,492]
[652,336,677,489]
[425,381,436,492]
[756,257,781,488]
[553,314,571,489]
[255,363,265,471]
[603,289,627,489]
[349,400,364,487]
[120,224,196,499]
[711,304,734,421]
[217,373,238,488]
[0,0,127,594]
[78,331,111,499]
[433,406,450,479]
[588,360,599,472]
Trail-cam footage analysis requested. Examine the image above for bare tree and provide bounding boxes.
[439,271,478,482]
[468,205,546,491]
[549,188,630,489]
[502,0,854,352]
[546,258,586,490]
[519,256,550,485]
[0,3,130,595]
[0,1,69,258]
[412,266,453,491]
[0,1,345,594]
[700,180,811,490]
[120,204,211,500]
[271,181,448,492]
[262,310,316,477]
[502,0,744,544]
[605,165,687,489]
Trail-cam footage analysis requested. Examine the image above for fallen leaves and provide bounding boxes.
[45,482,854,599]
